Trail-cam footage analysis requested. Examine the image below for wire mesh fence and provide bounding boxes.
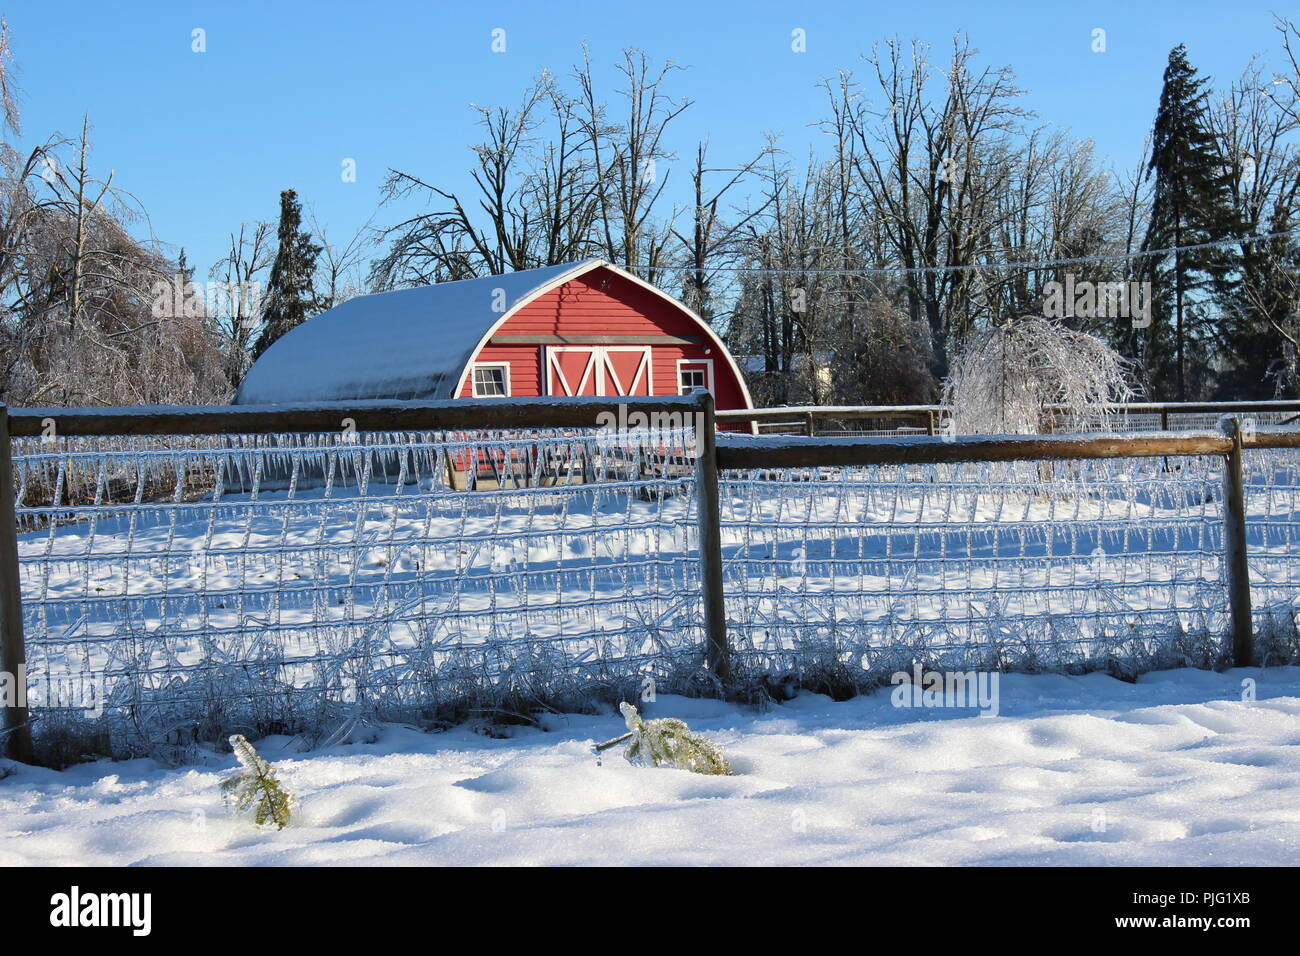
[1059,409,1300,433]
[760,417,933,437]
[4,398,1300,764]
[11,425,705,757]
[718,456,1233,684]
[1242,447,1300,663]
[731,402,1300,437]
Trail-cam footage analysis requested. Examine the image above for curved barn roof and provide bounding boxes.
[235,259,599,404]
[235,258,754,407]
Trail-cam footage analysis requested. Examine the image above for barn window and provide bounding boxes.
[472,364,510,397]
[679,367,708,394]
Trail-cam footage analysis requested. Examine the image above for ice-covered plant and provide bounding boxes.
[596,702,732,775]
[221,735,295,829]
[942,316,1135,435]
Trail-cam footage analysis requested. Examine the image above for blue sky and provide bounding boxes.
[5,0,1296,278]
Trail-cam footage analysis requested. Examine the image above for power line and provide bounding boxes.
[653,226,1300,278]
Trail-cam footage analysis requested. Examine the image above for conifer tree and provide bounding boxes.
[251,189,321,361]
[596,702,733,775]
[1140,45,1236,401]
[172,248,199,318]
[1215,227,1300,398]
[221,735,295,829]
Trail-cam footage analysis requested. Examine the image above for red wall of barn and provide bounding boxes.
[455,267,750,411]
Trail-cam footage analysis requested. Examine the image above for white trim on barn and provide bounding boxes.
[545,345,653,397]
[470,362,512,397]
[599,346,652,396]
[546,347,596,396]
[676,357,715,395]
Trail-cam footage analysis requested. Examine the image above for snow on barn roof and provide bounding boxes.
[235,259,600,404]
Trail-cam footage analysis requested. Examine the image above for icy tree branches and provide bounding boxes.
[605,702,733,775]
[942,315,1136,434]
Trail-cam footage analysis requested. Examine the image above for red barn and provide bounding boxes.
[236,259,753,414]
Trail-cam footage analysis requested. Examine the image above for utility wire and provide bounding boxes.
[651,226,1300,278]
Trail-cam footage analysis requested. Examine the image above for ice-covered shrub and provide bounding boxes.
[601,702,732,775]
[942,316,1136,435]
[1256,605,1300,666]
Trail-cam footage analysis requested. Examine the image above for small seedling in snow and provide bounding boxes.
[221,735,295,830]
[594,702,732,775]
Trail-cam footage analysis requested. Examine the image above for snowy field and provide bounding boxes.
[2,667,1298,866]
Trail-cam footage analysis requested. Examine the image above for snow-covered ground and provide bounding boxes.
[3,666,1298,866]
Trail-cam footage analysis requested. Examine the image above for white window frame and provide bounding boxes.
[471,362,511,398]
[676,358,715,395]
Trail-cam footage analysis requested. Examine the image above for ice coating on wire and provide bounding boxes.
[9,425,1300,758]
[718,455,1237,680]
[12,426,704,756]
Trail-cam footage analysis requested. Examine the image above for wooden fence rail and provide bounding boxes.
[716,399,1300,435]
[6,395,710,437]
[715,430,1237,469]
[2,395,1295,761]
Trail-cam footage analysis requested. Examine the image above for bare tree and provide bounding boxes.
[576,47,691,279]
[0,26,226,408]
[1270,17,1300,125]
[309,209,374,311]
[672,139,771,321]
[845,36,1028,382]
[208,220,273,386]
[727,150,846,405]
[372,78,548,285]
[525,76,604,265]
[371,50,693,289]
[1209,51,1300,396]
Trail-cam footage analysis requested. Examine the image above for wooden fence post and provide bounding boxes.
[1222,416,1255,666]
[694,391,730,684]
[804,411,815,437]
[0,406,32,763]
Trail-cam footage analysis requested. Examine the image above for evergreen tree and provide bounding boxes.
[172,248,198,317]
[221,735,295,829]
[1140,45,1235,401]
[251,189,321,360]
[1211,146,1294,400]
[1214,198,1300,399]
[595,702,733,775]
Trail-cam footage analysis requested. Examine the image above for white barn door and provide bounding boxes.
[546,346,652,397]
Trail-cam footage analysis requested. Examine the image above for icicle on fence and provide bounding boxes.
[1241,447,1300,663]
[10,426,704,755]
[718,449,1296,683]
[8,406,1300,760]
